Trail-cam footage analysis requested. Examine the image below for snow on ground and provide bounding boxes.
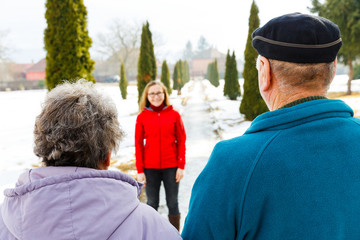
[328,74,360,93]
[203,79,252,140]
[0,81,190,203]
[1,75,360,204]
[203,75,360,140]
[328,75,360,118]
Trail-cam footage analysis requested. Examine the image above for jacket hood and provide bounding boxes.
[1,167,143,240]
[246,99,354,134]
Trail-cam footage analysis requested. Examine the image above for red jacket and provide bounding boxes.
[135,105,186,174]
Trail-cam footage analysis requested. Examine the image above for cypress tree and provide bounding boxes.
[160,60,171,95]
[240,0,268,120]
[180,60,185,85]
[173,60,184,95]
[119,62,127,99]
[137,21,156,102]
[207,61,220,87]
[223,50,231,96]
[184,60,190,83]
[146,22,157,81]
[212,59,220,87]
[44,0,95,90]
[173,61,180,91]
[232,52,240,97]
[206,62,213,82]
[224,51,240,100]
[178,60,185,94]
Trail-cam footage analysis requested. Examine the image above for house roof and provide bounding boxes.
[193,47,226,59]
[26,58,46,72]
[10,63,33,73]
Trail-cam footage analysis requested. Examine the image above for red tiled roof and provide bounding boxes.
[10,63,33,73]
[26,58,46,72]
[193,47,226,59]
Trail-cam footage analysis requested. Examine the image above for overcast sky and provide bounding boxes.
[0,0,312,64]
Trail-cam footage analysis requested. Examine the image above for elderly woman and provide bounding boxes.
[0,80,181,240]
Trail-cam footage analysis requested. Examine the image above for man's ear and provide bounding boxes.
[258,56,271,92]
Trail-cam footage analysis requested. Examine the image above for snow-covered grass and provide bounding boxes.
[0,81,192,203]
[202,79,251,140]
[1,75,360,203]
[327,75,360,118]
[202,75,360,140]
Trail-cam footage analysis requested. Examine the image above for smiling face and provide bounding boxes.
[147,84,165,107]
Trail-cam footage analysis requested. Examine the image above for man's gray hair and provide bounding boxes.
[257,55,336,91]
[34,79,124,169]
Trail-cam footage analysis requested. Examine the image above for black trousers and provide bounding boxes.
[144,167,180,216]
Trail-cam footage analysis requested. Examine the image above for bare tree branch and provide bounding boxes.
[93,19,143,78]
[0,30,11,62]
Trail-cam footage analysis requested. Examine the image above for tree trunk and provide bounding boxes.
[346,58,353,95]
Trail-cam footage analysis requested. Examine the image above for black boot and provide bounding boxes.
[168,215,180,231]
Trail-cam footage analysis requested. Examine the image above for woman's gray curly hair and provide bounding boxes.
[34,79,124,169]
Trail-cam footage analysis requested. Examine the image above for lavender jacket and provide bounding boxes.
[0,167,182,240]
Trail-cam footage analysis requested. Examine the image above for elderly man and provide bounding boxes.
[182,13,360,239]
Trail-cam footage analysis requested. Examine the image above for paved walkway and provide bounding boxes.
[157,80,218,231]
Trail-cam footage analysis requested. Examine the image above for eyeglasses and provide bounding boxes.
[148,92,164,97]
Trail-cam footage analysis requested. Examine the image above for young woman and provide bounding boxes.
[135,81,186,231]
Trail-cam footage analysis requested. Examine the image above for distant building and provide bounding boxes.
[0,62,32,83]
[0,59,46,90]
[190,47,226,78]
[25,58,46,81]
[191,47,246,79]
[11,63,33,80]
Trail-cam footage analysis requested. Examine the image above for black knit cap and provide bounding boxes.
[252,13,342,63]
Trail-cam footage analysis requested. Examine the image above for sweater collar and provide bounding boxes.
[150,103,165,112]
[279,96,327,109]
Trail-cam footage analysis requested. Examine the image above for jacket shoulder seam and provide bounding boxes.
[350,117,360,126]
[107,201,141,238]
[238,130,281,230]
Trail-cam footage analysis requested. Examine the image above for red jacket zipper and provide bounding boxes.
[158,112,161,169]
